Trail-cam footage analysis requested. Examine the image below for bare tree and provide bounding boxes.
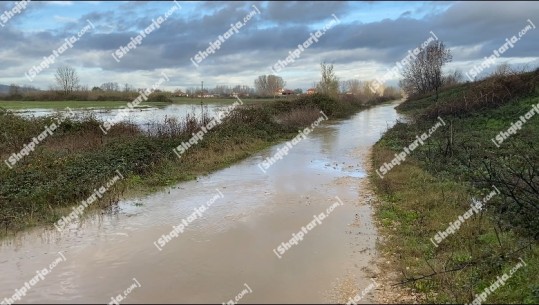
[442,69,463,87]
[492,62,513,77]
[382,86,402,99]
[232,85,254,96]
[400,41,452,100]
[254,75,285,99]
[362,81,377,100]
[101,82,120,91]
[123,83,135,92]
[55,65,80,95]
[316,62,339,98]
[343,79,363,95]
[8,84,20,96]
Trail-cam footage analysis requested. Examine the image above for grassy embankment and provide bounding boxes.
[0,93,393,237]
[371,70,539,303]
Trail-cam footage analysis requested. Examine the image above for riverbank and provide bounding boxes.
[370,71,539,303]
[0,93,395,237]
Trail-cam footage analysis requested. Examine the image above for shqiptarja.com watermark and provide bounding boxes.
[25,20,95,81]
[430,185,500,248]
[465,257,527,305]
[269,13,340,74]
[491,100,539,147]
[54,170,124,232]
[108,278,141,305]
[1,252,66,305]
[0,0,30,28]
[465,19,535,81]
[222,283,253,305]
[154,189,224,251]
[375,116,446,179]
[258,111,328,173]
[190,4,260,67]
[112,1,181,62]
[4,108,76,169]
[273,196,344,259]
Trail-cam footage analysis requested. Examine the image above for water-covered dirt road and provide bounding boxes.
[0,101,401,304]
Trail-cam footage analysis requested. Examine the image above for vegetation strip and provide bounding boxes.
[370,69,539,303]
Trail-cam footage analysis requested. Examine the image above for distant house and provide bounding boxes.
[273,88,284,96]
[307,88,316,94]
[281,89,294,96]
[231,92,250,98]
[174,90,188,97]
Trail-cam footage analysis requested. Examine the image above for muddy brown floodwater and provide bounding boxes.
[0,101,401,304]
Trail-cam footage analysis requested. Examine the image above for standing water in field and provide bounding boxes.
[12,103,225,131]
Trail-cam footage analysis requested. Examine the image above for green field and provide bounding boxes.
[0,100,165,110]
[0,97,281,110]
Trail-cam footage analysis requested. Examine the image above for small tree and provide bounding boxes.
[400,41,452,100]
[316,62,339,98]
[8,84,22,100]
[55,65,80,95]
[8,84,20,96]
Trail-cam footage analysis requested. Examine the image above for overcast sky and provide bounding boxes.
[0,1,538,91]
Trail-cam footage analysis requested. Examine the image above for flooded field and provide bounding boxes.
[12,103,225,131]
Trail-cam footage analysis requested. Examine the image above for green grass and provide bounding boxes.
[370,72,539,303]
[0,100,172,110]
[0,97,280,110]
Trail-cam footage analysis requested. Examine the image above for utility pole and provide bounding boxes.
[200,81,204,119]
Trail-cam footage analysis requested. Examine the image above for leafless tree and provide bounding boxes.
[399,41,452,100]
[8,84,20,96]
[101,82,120,91]
[382,86,402,99]
[442,69,464,87]
[55,65,80,95]
[254,75,285,99]
[343,79,362,95]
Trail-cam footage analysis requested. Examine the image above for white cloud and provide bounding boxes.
[53,15,78,23]
[48,1,74,6]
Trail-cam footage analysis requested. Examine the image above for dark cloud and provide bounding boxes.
[0,1,538,89]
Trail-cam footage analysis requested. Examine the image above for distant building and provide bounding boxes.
[174,89,188,97]
[307,88,316,94]
[281,89,294,96]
